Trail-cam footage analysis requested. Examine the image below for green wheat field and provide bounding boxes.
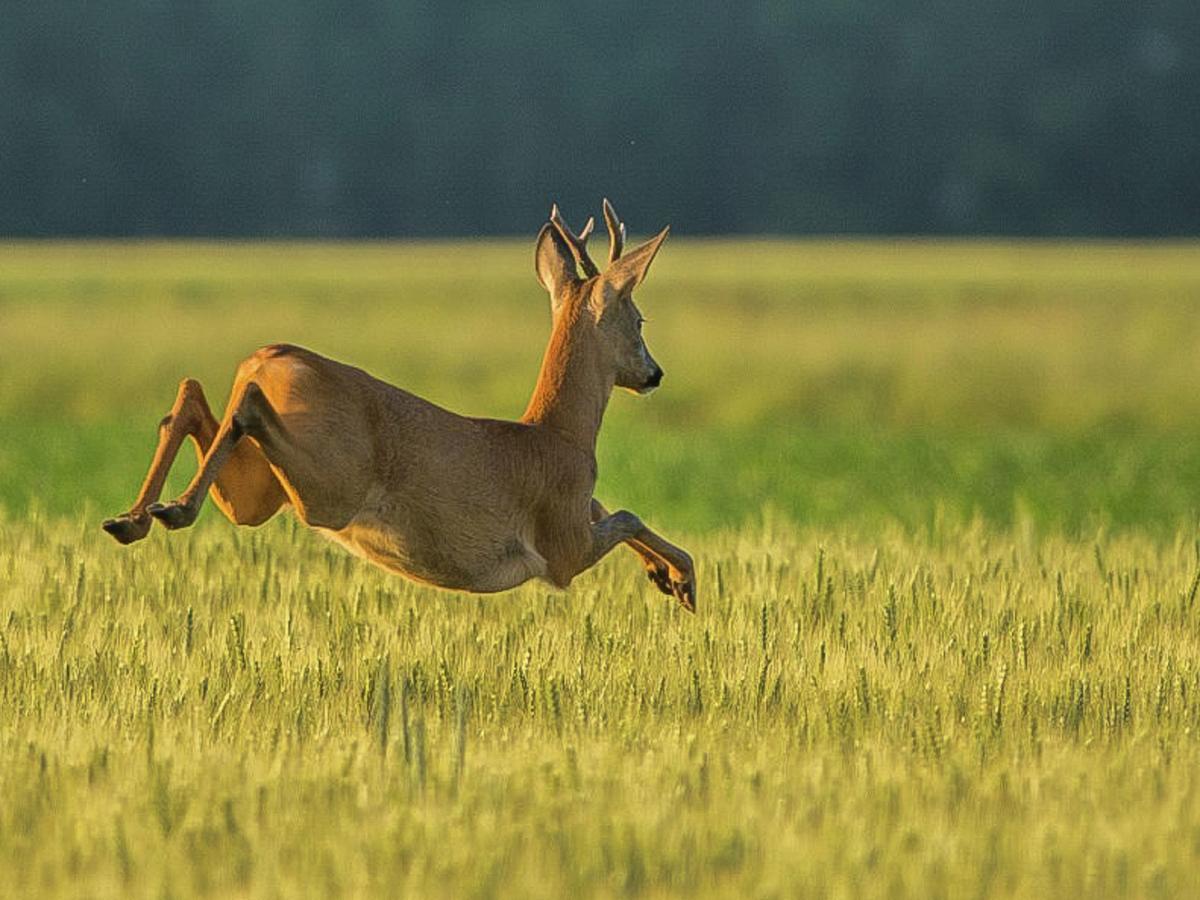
[3,241,1200,897]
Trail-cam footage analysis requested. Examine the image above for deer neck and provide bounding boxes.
[522,307,612,452]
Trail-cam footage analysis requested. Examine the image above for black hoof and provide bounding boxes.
[101,514,151,545]
[147,501,195,530]
[674,581,696,614]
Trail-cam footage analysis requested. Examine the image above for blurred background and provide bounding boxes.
[3,3,1200,536]
[2,1,1197,237]
[6,11,1200,894]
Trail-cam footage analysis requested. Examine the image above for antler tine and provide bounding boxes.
[602,198,626,263]
[548,204,600,278]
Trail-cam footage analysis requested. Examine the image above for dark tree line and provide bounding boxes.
[2,1,1197,236]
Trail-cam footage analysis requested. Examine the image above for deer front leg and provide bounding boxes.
[590,499,678,599]
[586,509,696,612]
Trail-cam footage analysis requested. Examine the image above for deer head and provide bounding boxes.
[534,199,670,394]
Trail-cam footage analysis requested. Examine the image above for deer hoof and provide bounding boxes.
[674,579,696,614]
[146,501,196,530]
[101,513,152,544]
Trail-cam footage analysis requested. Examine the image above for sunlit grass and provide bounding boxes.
[3,514,1199,897]
[4,240,1200,897]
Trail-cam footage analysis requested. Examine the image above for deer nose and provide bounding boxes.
[646,367,664,388]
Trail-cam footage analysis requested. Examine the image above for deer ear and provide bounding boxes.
[535,223,578,298]
[603,225,670,297]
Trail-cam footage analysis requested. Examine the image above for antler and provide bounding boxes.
[549,205,600,278]
[602,197,626,263]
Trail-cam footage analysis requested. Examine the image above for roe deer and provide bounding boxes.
[101,200,697,610]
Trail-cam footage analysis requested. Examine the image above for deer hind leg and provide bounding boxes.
[146,380,291,531]
[102,378,219,543]
[104,378,287,542]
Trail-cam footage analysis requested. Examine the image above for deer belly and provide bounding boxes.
[317,514,547,593]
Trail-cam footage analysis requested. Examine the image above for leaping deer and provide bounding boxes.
[101,201,697,610]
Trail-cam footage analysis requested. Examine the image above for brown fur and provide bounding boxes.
[102,201,696,610]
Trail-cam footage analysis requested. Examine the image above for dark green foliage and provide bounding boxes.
[1,3,1197,236]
